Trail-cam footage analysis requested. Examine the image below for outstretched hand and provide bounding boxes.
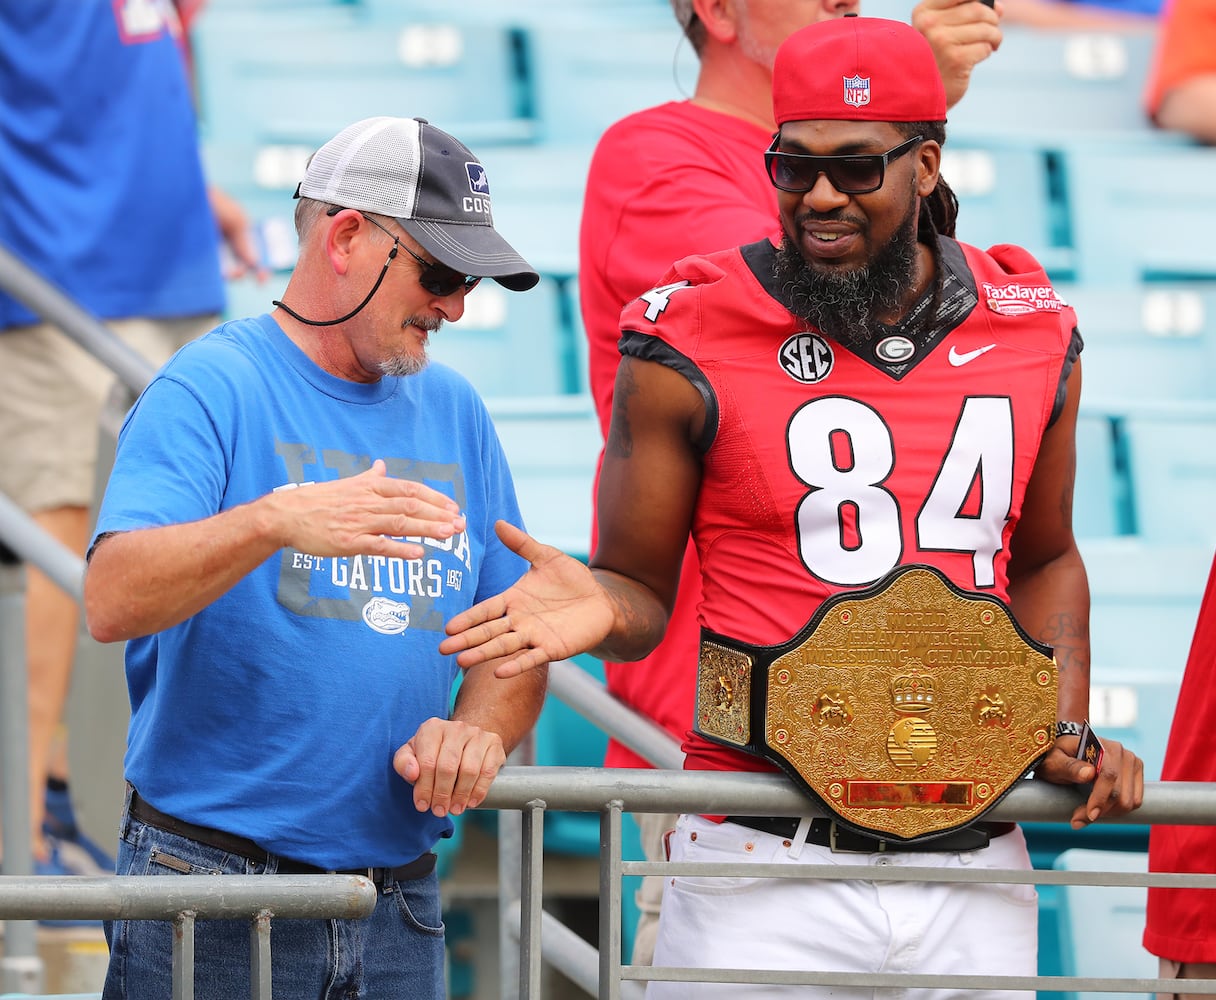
[1034,735,1144,829]
[439,520,615,677]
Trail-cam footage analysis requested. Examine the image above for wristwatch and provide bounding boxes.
[1055,721,1086,738]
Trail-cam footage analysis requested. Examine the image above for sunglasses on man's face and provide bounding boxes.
[765,135,924,196]
[395,241,482,298]
[336,208,482,297]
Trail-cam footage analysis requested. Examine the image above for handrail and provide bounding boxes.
[482,768,1216,1000]
[481,765,1214,824]
[547,659,683,770]
[0,491,84,598]
[0,243,156,397]
[0,874,377,999]
[0,874,376,922]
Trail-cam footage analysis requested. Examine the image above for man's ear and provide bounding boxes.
[324,207,362,276]
[916,140,942,198]
[692,0,743,45]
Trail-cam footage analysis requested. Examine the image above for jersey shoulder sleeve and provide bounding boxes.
[617,247,743,349]
[962,241,1077,342]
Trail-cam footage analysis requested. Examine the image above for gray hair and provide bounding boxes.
[671,0,707,55]
[293,197,333,240]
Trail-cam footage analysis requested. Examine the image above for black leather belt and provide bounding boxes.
[724,815,1017,853]
[128,787,436,887]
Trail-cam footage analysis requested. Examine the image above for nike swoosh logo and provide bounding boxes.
[948,343,996,367]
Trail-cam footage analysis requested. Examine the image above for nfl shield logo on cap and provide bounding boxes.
[843,74,871,109]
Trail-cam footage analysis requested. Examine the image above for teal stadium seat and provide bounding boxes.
[191,8,533,148]
[523,16,700,143]
[945,27,1163,142]
[1052,849,1155,1000]
[1078,537,1207,777]
[1062,143,1216,284]
[429,277,578,398]
[1120,404,1216,544]
[935,25,1178,289]
[475,143,596,281]
[486,395,600,558]
[1074,410,1125,538]
[1062,284,1216,405]
[943,142,1072,281]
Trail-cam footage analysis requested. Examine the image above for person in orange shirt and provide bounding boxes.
[1144,0,1216,143]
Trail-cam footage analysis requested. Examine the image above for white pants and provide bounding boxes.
[632,811,679,966]
[649,813,1038,1000]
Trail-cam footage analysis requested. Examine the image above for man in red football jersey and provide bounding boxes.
[447,16,1143,996]
[579,0,1005,962]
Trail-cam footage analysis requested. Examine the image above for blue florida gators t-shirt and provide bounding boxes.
[92,314,526,868]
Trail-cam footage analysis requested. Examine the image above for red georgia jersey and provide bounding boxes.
[619,236,1078,773]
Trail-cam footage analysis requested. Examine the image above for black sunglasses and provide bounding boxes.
[765,135,925,196]
[330,207,481,297]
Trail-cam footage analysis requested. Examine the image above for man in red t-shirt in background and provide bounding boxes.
[1144,556,1216,994]
[578,0,1004,963]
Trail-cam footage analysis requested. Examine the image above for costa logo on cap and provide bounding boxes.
[466,162,490,194]
[843,75,871,109]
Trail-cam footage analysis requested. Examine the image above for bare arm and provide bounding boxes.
[85,459,466,642]
[590,355,705,655]
[912,0,1004,109]
[999,0,1156,31]
[1156,75,1216,144]
[439,355,706,674]
[1005,359,1144,826]
[209,185,269,283]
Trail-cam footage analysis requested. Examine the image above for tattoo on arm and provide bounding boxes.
[1037,611,1089,676]
[606,363,639,459]
[594,577,670,661]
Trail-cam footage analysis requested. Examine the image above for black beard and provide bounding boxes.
[773,201,920,353]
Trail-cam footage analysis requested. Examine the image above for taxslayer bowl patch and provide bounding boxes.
[983,282,1065,317]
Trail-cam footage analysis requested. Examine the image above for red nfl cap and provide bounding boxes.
[772,16,947,125]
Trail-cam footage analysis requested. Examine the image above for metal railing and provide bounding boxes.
[0,874,376,999]
[3,239,1215,1000]
[483,768,1216,1000]
[0,244,160,993]
[0,245,155,399]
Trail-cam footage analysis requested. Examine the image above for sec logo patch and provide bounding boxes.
[779,333,834,384]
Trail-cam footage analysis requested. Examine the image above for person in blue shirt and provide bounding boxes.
[83,116,548,1000]
[0,0,262,882]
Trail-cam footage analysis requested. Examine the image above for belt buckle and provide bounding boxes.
[366,867,395,894]
[765,565,1056,843]
[828,821,887,855]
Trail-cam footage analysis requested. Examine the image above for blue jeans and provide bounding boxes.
[102,802,446,1000]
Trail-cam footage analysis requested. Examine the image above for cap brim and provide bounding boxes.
[399,218,540,292]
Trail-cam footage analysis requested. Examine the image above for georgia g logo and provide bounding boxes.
[779,332,834,384]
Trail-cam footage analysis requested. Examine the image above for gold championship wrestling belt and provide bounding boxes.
[695,564,1058,844]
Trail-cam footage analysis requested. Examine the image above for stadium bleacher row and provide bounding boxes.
[181,1,1215,993]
